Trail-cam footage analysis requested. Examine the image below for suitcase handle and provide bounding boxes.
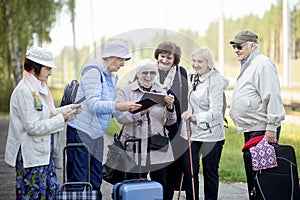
[60,182,93,191]
[63,143,91,184]
[122,178,148,184]
[124,138,141,153]
[124,138,142,179]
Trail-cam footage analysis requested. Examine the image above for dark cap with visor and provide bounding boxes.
[230,30,258,44]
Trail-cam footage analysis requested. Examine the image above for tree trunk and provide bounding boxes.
[7,8,22,84]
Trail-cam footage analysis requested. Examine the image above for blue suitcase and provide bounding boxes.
[112,179,163,200]
[112,138,163,200]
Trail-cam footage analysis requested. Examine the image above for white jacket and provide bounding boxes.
[181,68,229,142]
[229,49,285,133]
[5,79,71,168]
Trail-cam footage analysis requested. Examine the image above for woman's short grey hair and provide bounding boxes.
[191,47,215,69]
[136,58,157,73]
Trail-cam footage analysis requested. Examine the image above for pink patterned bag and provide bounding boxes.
[249,138,278,171]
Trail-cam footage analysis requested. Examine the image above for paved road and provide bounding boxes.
[0,116,15,200]
[0,116,249,200]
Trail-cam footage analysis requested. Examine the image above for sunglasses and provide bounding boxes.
[141,71,157,76]
[232,43,247,50]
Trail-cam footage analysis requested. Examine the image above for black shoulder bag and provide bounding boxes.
[147,112,169,152]
[103,126,137,184]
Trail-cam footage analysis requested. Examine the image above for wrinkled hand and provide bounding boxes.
[164,94,174,109]
[264,130,277,144]
[116,101,142,112]
[62,109,77,122]
[71,104,83,114]
[181,111,196,122]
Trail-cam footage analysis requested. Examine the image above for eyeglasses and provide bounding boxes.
[232,43,247,50]
[141,71,157,76]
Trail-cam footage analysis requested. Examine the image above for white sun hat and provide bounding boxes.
[26,47,56,68]
[101,40,131,61]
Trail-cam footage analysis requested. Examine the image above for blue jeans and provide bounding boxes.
[244,126,281,143]
[66,125,103,200]
[182,140,225,200]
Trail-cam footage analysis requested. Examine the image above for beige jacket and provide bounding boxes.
[116,81,176,166]
[229,49,285,133]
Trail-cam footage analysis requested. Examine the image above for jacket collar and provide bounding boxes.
[130,80,164,93]
[239,48,260,78]
[190,68,216,83]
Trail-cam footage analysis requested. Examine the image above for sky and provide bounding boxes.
[47,0,284,56]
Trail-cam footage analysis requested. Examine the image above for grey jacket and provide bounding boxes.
[181,68,229,142]
[116,81,176,166]
[229,48,285,133]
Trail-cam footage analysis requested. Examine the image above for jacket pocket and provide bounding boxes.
[33,136,50,154]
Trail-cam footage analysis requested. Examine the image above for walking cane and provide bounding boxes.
[186,119,196,200]
[177,173,184,200]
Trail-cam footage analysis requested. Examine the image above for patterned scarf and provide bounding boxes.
[155,65,177,90]
[23,71,56,116]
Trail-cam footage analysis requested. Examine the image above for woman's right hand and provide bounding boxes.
[71,104,83,114]
[62,109,77,122]
[181,111,196,122]
[116,102,142,112]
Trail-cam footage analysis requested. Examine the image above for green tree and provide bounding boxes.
[0,0,63,84]
[292,2,300,59]
[261,1,283,63]
[66,0,79,78]
[0,0,76,112]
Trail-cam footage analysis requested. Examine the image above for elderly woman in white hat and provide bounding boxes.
[115,58,176,199]
[65,40,141,199]
[4,47,81,199]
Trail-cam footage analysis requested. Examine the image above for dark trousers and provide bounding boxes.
[66,125,103,200]
[244,126,281,143]
[164,134,187,200]
[164,157,185,200]
[182,140,225,200]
